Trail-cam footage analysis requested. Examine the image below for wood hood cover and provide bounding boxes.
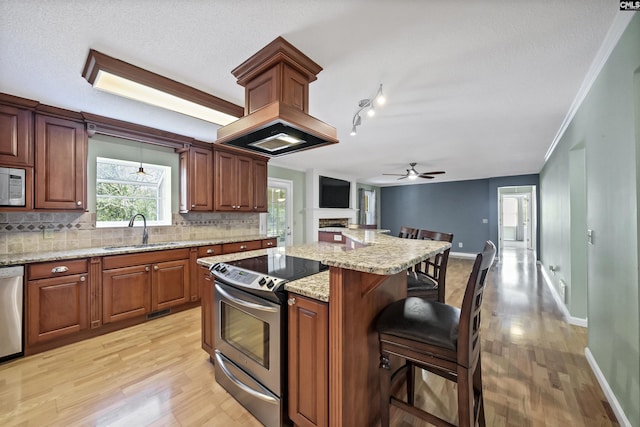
[214,37,338,157]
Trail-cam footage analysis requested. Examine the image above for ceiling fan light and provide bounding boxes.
[350,126,357,136]
[367,106,375,117]
[408,174,418,180]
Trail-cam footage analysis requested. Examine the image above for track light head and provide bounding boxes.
[349,83,385,136]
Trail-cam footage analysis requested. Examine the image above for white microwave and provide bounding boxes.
[0,167,26,207]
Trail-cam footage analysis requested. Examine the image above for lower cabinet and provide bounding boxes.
[102,264,151,323]
[288,293,329,427]
[102,249,190,324]
[200,264,215,356]
[26,260,89,347]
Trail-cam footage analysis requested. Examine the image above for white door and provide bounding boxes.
[266,178,293,246]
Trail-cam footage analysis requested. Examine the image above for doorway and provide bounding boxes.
[498,186,537,256]
[266,178,293,246]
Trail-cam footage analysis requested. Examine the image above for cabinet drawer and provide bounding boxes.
[103,248,191,270]
[197,245,222,257]
[222,240,262,254]
[262,238,277,248]
[28,259,88,280]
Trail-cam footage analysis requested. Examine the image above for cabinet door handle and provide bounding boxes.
[154,265,159,271]
[76,201,82,206]
[287,298,296,306]
[191,204,196,208]
[145,266,150,272]
[240,245,247,250]
[51,266,69,274]
[266,241,273,246]
[206,249,215,254]
[80,276,86,282]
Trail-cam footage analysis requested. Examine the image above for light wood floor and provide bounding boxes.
[0,248,618,426]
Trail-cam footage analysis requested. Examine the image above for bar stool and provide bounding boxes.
[407,229,454,303]
[376,241,496,427]
[398,226,418,239]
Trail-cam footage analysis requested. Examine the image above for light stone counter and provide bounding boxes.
[197,232,450,302]
[0,234,274,266]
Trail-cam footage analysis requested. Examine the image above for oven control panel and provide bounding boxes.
[210,263,287,292]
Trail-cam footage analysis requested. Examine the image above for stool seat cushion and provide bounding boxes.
[407,271,438,291]
[376,297,460,351]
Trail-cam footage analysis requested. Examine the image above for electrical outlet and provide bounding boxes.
[43,229,54,240]
[482,218,488,224]
[458,242,463,248]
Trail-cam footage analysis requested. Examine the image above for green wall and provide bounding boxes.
[268,165,306,245]
[540,15,639,425]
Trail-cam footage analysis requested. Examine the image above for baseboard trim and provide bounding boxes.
[538,262,588,327]
[585,347,632,427]
[450,251,476,259]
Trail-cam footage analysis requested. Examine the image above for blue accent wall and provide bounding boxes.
[380,174,539,254]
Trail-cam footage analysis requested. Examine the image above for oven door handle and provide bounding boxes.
[214,351,278,404]
[214,283,278,313]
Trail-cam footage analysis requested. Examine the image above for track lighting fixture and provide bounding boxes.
[350,84,385,136]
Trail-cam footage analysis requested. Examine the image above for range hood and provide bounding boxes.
[215,37,338,157]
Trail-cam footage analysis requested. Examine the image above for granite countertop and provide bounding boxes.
[197,232,450,302]
[0,234,275,266]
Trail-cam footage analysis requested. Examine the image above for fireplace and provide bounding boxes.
[318,218,349,228]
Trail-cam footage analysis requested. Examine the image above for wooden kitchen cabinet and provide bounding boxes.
[200,264,215,357]
[213,147,268,212]
[34,113,87,210]
[222,239,262,254]
[288,293,329,427]
[102,249,190,324]
[26,259,89,348]
[152,258,190,311]
[179,146,213,212]
[102,264,151,323]
[0,103,33,166]
[262,237,277,248]
[253,158,268,212]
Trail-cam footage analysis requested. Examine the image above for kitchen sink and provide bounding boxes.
[103,242,181,251]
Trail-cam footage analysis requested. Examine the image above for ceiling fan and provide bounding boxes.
[383,163,445,180]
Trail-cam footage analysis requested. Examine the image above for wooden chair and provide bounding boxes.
[376,241,496,427]
[398,226,418,239]
[407,229,454,303]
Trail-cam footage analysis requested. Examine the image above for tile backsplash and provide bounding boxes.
[0,211,260,255]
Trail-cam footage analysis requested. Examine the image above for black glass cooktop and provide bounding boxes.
[225,254,328,282]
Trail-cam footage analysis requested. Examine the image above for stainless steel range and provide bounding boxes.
[210,253,328,427]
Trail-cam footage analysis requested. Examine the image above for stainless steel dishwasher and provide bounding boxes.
[0,265,24,362]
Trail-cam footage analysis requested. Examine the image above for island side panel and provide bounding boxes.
[328,266,406,427]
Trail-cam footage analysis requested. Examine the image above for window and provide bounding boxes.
[96,157,171,227]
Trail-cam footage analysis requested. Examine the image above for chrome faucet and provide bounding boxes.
[128,213,148,244]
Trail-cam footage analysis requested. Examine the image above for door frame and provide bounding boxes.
[497,185,537,257]
[265,178,294,246]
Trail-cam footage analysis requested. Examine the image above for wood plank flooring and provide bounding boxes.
[0,247,619,426]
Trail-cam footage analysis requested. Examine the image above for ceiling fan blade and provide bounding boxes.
[397,176,408,180]
[419,175,435,179]
[419,171,445,176]
[382,173,407,176]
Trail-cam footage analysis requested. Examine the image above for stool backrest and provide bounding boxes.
[458,241,496,369]
[398,226,418,239]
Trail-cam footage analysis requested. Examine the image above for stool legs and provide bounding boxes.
[456,357,486,427]
[379,354,391,427]
[406,363,415,405]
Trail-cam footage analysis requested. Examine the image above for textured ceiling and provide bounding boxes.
[0,0,620,186]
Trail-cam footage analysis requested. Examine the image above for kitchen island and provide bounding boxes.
[197,230,451,427]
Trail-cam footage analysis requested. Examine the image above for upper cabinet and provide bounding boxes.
[253,158,268,212]
[214,147,268,212]
[0,103,34,166]
[179,145,213,212]
[35,113,87,210]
